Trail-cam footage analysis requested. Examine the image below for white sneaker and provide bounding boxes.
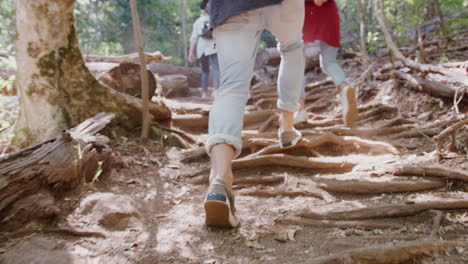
[201,92,207,98]
[294,109,308,124]
[341,84,358,127]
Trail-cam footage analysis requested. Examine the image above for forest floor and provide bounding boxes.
[1,58,467,264]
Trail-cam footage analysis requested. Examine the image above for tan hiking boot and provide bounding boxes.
[279,128,302,148]
[340,84,358,127]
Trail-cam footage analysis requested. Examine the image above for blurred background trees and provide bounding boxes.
[0,0,466,64]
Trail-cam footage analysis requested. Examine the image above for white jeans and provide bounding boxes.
[206,0,305,157]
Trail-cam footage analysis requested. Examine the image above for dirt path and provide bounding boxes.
[1,67,467,263]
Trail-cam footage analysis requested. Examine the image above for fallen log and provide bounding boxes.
[158,74,189,98]
[310,240,467,264]
[0,113,114,230]
[84,51,171,64]
[395,70,467,101]
[98,62,156,100]
[148,62,201,88]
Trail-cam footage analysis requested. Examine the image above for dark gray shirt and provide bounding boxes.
[209,0,283,27]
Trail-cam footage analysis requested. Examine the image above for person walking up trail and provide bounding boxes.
[294,0,358,127]
[203,0,305,228]
[189,0,220,98]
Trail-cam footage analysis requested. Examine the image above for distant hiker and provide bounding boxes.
[189,0,220,98]
[294,0,358,126]
[204,0,305,228]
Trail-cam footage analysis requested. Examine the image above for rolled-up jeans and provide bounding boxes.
[200,53,220,92]
[206,0,305,157]
[300,40,346,98]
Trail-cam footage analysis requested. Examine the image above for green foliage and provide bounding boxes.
[74,0,201,64]
[0,0,15,55]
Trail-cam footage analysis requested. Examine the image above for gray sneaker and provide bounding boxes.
[279,128,302,148]
[341,84,358,127]
[204,179,239,228]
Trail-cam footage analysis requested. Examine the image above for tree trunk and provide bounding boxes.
[357,0,370,69]
[180,0,188,67]
[14,0,170,145]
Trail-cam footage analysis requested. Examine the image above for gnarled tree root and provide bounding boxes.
[276,216,402,230]
[310,240,467,264]
[390,164,468,182]
[247,134,399,158]
[188,154,357,184]
[316,177,445,194]
[298,198,468,220]
[434,117,468,156]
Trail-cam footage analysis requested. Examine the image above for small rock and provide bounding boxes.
[79,192,140,230]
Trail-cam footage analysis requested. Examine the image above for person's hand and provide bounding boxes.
[314,0,328,6]
[189,53,195,64]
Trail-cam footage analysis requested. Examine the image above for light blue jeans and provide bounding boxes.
[200,53,220,92]
[300,40,346,98]
[207,0,305,157]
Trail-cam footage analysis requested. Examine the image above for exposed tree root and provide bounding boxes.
[188,154,357,184]
[152,122,197,144]
[258,114,278,133]
[314,124,414,137]
[434,117,468,156]
[246,134,399,158]
[390,164,468,182]
[233,175,285,186]
[237,186,334,201]
[180,147,207,163]
[316,177,445,194]
[298,198,468,220]
[429,210,444,239]
[296,118,343,129]
[310,240,467,264]
[276,216,402,229]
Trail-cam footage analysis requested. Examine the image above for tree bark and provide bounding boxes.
[357,0,370,69]
[129,0,150,140]
[180,0,188,67]
[14,0,171,145]
[0,113,114,230]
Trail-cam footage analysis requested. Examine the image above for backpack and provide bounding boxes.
[200,19,213,39]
